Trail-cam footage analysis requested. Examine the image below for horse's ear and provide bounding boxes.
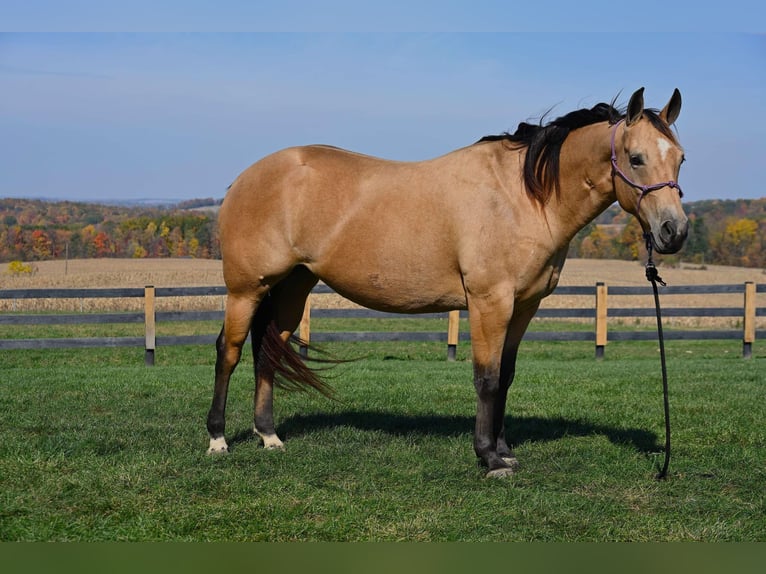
[660,88,682,125]
[626,87,645,126]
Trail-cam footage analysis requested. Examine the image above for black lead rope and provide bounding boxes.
[644,232,671,480]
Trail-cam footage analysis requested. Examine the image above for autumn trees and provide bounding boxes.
[567,198,764,268]
[710,218,762,267]
[0,199,220,262]
[1,197,763,268]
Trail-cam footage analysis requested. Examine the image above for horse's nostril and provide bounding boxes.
[660,221,675,241]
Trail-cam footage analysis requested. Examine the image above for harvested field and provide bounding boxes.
[544,259,765,329]
[1,257,764,328]
[1,258,224,289]
[0,258,225,313]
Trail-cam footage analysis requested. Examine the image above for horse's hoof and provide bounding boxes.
[207,436,229,454]
[486,466,516,479]
[502,456,519,469]
[255,431,284,450]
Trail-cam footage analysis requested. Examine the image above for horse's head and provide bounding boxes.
[612,88,688,254]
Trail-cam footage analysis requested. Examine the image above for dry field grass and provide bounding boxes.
[2,257,764,328]
[549,259,764,329]
[0,258,225,313]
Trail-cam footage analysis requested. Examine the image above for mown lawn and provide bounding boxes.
[0,336,764,541]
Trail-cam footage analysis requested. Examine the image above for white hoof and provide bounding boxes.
[502,456,519,469]
[254,429,284,450]
[486,466,515,479]
[207,436,229,454]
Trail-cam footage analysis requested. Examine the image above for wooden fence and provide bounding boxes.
[1,282,763,363]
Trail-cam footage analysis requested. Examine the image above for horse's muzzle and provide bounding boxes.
[651,217,689,254]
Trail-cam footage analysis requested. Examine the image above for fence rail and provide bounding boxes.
[1,282,763,363]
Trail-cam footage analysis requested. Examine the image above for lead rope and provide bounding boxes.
[644,232,671,480]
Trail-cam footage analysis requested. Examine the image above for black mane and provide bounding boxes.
[478,101,674,205]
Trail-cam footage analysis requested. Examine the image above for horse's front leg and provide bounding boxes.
[494,348,519,469]
[473,362,512,477]
[468,291,516,477]
[469,295,539,478]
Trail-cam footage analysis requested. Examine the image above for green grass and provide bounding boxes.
[1,334,764,541]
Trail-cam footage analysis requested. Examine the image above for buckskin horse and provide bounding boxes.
[207,88,688,477]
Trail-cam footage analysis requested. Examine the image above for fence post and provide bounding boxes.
[595,282,607,359]
[144,285,156,366]
[299,295,311,358]
[743,281,755,359]
[447,310,460,361]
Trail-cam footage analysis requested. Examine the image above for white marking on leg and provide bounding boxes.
[486,466,515,478]
[207,436,229,454]
[254,427,284,450]
[502,456,519,469]
[657,137,672,161]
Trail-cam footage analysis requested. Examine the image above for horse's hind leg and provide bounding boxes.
[206,293,261,454]
[252,266,318,449]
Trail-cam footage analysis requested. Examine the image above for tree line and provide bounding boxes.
[1,199,221,262]
[1,197,764,269]
[568,198,766,268]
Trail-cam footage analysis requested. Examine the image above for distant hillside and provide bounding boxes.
[0,198,220,262]
[175,198,222,210]
[570,198,766,268]
[1,196,764,268]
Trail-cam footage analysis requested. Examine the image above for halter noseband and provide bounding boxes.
[610,119,683,215]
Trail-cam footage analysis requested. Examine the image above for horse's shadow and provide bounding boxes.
[230,410,659,453]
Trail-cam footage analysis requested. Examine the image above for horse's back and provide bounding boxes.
[219,145,474,311]
[224,145,398,206]
[220,144,411,250]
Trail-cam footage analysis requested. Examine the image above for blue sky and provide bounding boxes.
[1,9,764,203]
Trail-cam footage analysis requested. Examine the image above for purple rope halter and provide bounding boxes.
[610,119,683,215]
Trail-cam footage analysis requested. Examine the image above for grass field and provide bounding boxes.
[1,257,765,541]
[1,335,764,541]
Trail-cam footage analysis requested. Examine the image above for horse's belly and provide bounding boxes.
[314,268,468,314]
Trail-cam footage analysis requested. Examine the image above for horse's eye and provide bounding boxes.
[629,154,644,168]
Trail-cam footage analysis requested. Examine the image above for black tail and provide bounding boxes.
[259,322,336,398]
[252,295,336,398]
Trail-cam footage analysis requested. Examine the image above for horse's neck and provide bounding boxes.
[546,123,616,243]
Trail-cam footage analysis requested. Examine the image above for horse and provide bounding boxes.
[206,87,688,477]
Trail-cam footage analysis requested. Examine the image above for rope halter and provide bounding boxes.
[610,119,683,215]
